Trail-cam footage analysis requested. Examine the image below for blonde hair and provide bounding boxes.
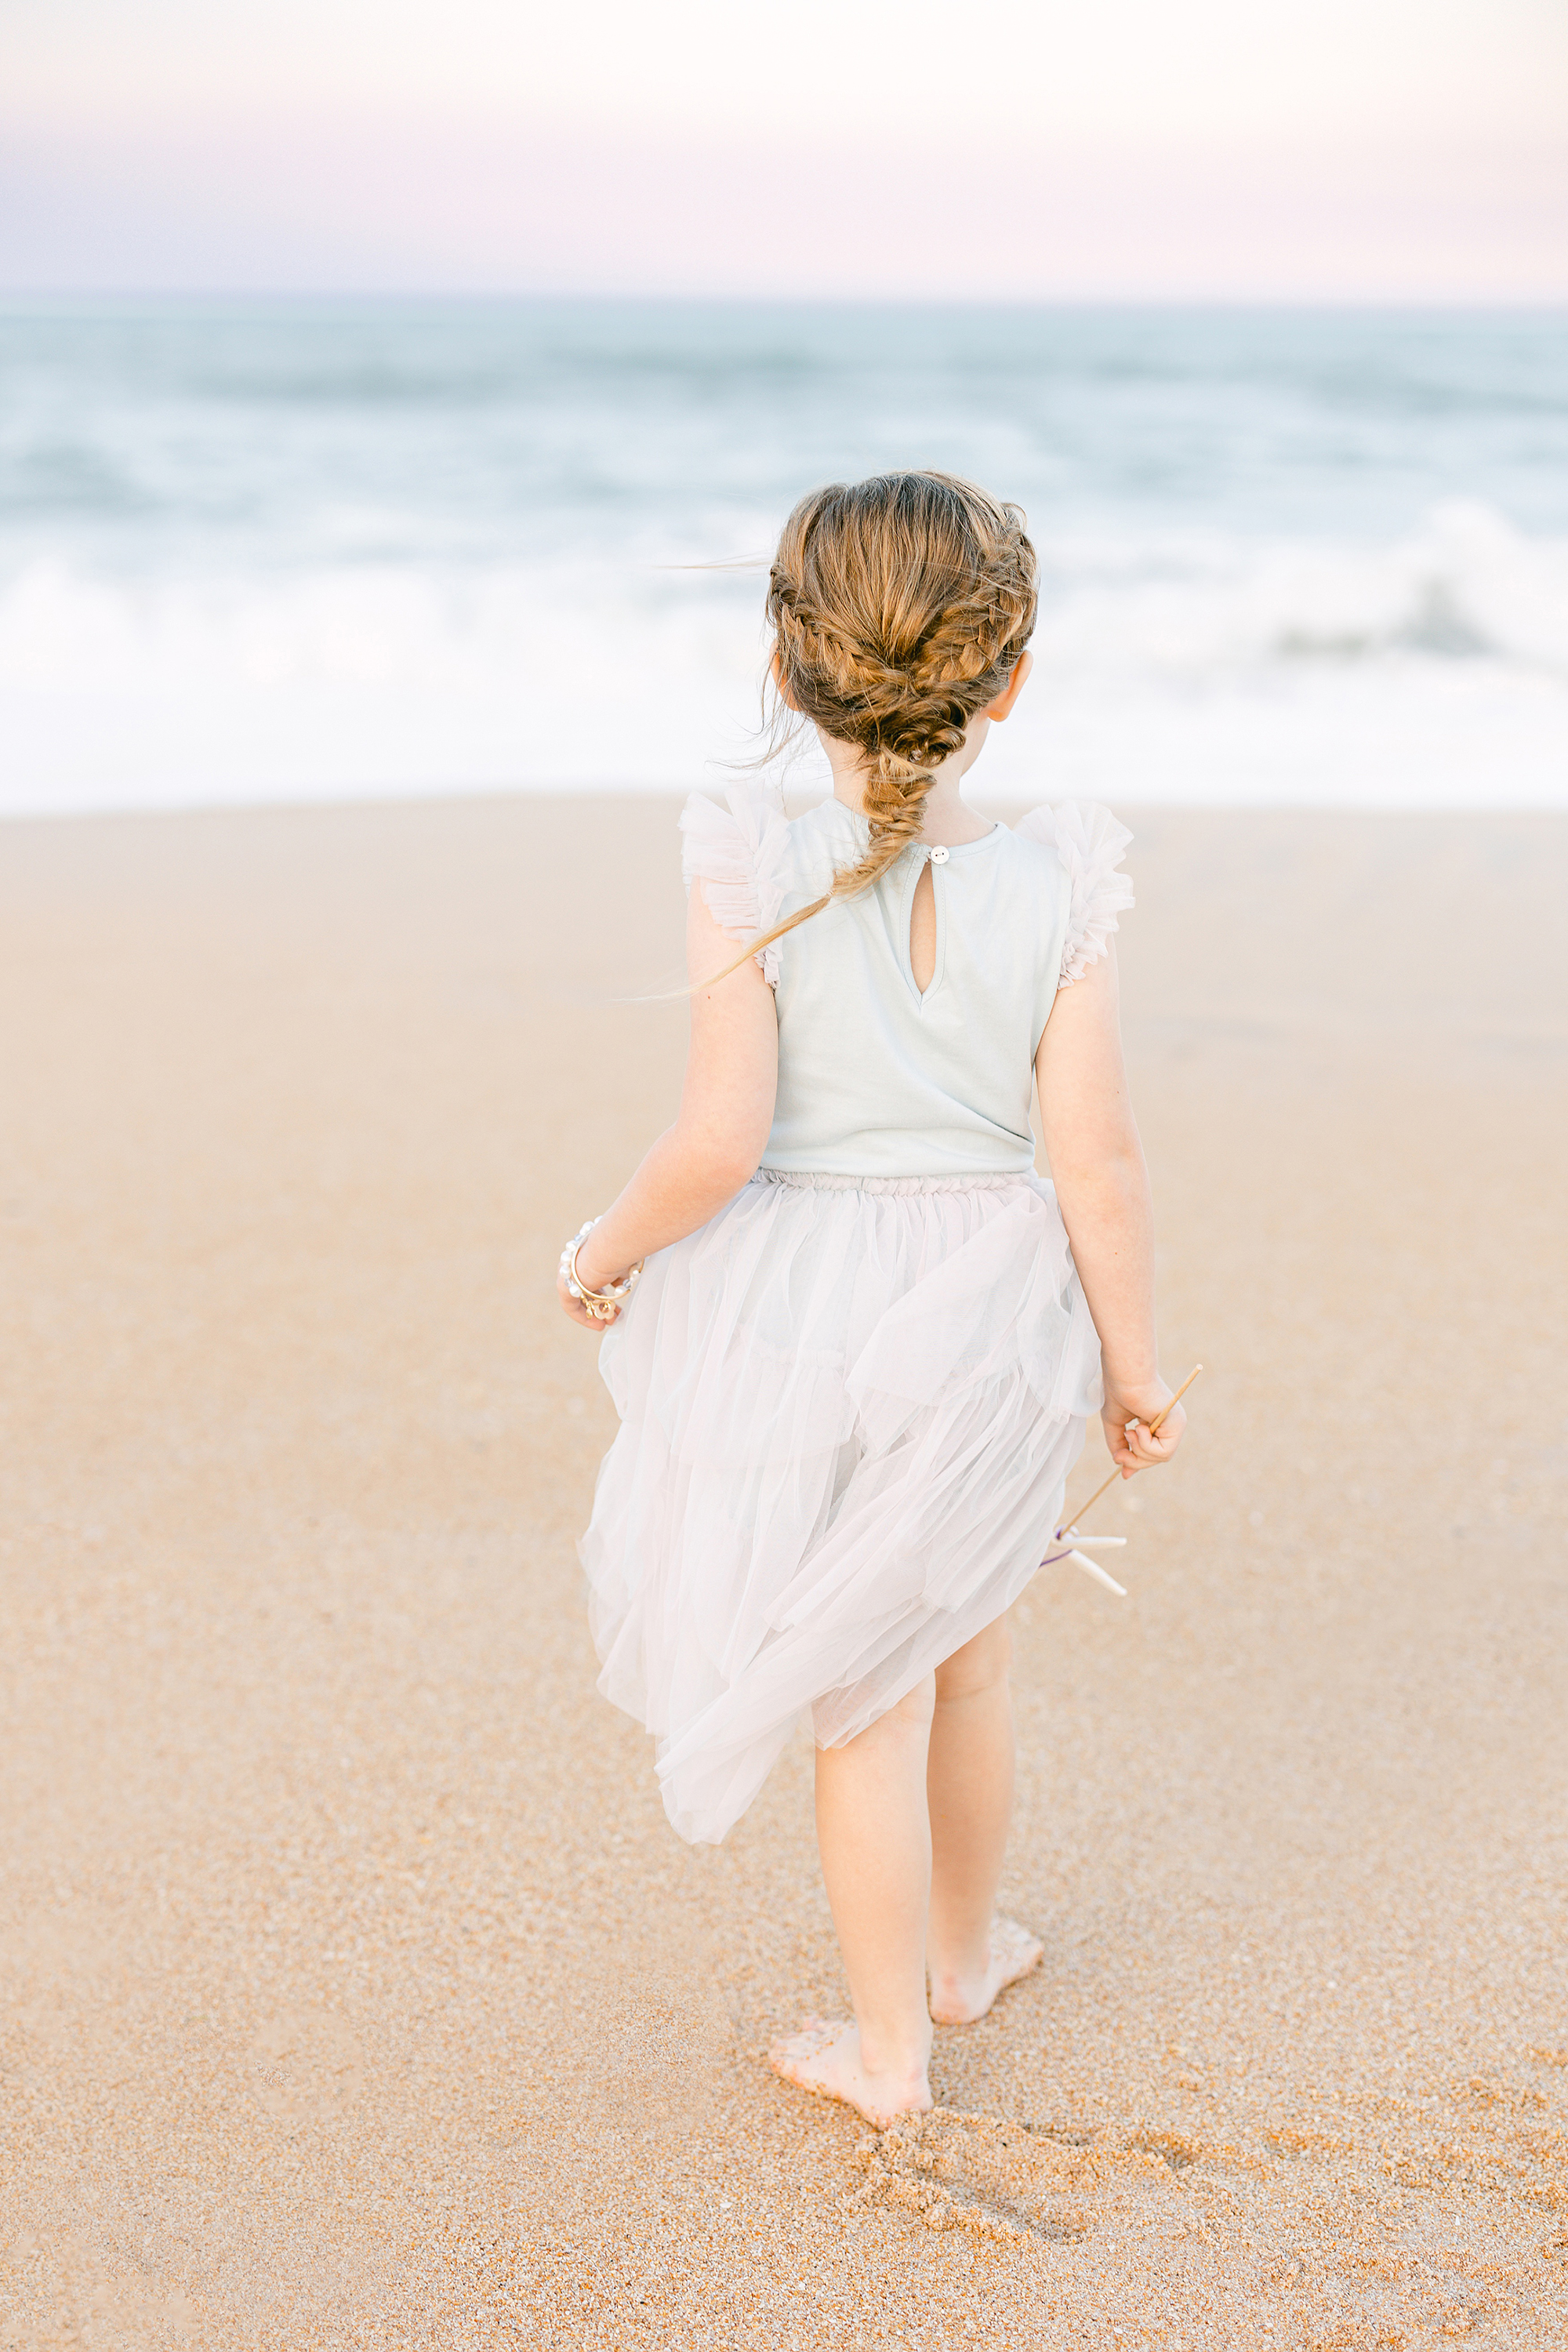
[707,470,1037,984]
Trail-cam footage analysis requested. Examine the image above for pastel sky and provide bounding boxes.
[2,0,1566,296]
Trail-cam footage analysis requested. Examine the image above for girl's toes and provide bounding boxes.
[993,1916,1044,1986]
[768,2018,848,2086]
[930,1918,1044,2024]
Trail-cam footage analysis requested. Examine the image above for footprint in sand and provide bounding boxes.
[846,2111,1207,2241]
[848,2111,1098,2242]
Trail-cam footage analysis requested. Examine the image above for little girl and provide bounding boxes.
[557,471,1185,2128]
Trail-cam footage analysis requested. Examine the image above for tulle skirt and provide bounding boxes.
[580,1170,1103,1845]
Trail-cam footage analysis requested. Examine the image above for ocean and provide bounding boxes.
[2,299,1566,816]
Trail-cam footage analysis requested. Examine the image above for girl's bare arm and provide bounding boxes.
[559,887,779,1327]
[1034,944,1186,1474]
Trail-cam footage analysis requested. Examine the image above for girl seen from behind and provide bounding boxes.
[557,471,1185,2127]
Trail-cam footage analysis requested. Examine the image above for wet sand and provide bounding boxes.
[2,796,1566,2350]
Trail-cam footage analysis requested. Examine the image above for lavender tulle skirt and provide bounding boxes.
[579,1169,1102,1845]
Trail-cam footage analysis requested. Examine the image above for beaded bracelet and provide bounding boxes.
[559,1218,644,1321]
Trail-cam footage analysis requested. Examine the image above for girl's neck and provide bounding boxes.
[822,723,996,848]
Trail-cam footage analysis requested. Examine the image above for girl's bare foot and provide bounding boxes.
[927,1915,1044,2025]
[767,2019,932,2128]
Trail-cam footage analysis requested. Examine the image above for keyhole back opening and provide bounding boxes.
[909,859,937,996]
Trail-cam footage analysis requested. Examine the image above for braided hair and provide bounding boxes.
[712,472,1037,980]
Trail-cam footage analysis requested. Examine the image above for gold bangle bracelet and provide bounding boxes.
[559,1219,645,1321]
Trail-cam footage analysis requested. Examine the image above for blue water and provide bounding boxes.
[3,299,1566,812]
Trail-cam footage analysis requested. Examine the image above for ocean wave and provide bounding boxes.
[3,502,1563,691]
[2,503,1566,812]
[1029,504,1568,682]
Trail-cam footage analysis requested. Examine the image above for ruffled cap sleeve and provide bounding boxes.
[678,783,790,987]
[1015,801,1134,989]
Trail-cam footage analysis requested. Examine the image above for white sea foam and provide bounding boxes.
[3,503,1565,813]
[1033,503,1568,681]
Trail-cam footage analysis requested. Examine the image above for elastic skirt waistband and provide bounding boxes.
[750,1168,1031,1196]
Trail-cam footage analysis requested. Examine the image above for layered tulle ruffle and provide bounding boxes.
[1013,802,1136,988]
[581,1171,1102,1844]
[678,783,792,986]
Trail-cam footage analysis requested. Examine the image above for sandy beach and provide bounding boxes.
[2,793,1566,2350]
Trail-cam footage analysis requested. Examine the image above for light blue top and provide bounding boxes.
[680,789,1134,1179]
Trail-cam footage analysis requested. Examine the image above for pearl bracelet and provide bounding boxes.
[559,1218,644,1321]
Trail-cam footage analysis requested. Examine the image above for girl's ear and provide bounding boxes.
[770,646,800,713]
[984,648,1033,723]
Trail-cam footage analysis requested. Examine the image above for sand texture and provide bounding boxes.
[2,797,1566,2350]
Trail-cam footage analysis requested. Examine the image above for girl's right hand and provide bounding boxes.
[557,1264,619,1330]
[1100,1375,1185,1479]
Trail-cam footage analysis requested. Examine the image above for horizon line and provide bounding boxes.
[4,287,1567,312]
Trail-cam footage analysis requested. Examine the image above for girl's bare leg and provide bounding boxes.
[768,1676,935,2125]
[926,1614,1043,2024]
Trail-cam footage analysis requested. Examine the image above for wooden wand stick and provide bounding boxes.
[1062,1363,1204,1536]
